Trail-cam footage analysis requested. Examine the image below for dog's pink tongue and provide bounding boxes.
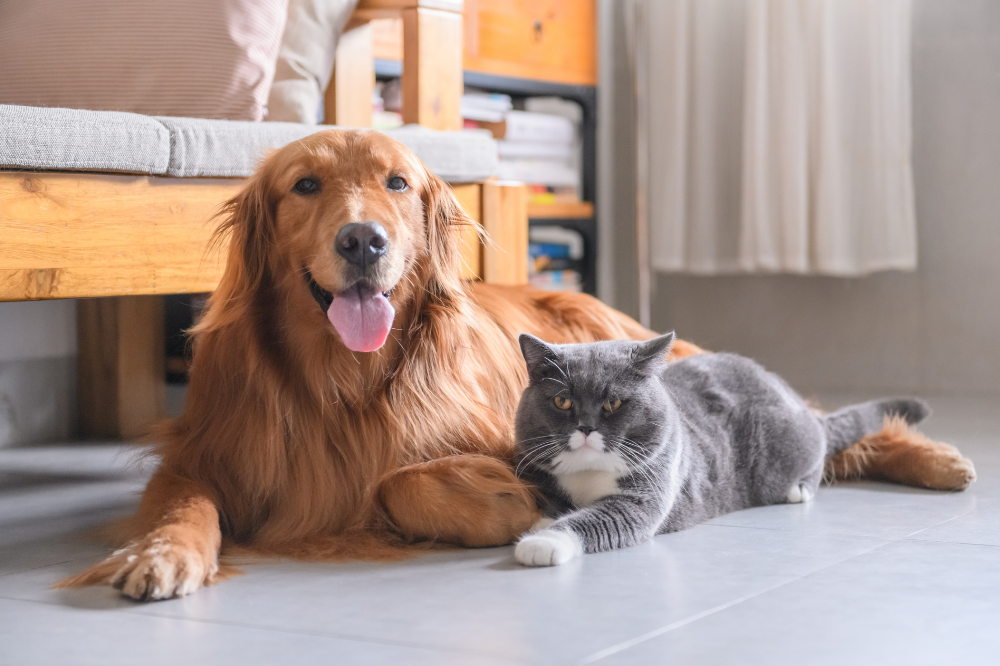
[327,286,395,352]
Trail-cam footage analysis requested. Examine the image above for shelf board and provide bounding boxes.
[527,201,594,219]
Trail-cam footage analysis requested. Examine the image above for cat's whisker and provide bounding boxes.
[611,444,645,485]
[518,434,568,444]
[515,441,565,477]
[608,438,659,489]
[623,452,658,490]
[516,450,559,478]
[615,445,655,486]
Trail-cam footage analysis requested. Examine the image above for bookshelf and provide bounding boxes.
[371,1,599,294]
[527,201,594,219]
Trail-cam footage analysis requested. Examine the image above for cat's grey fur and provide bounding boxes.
[513,333,930,566]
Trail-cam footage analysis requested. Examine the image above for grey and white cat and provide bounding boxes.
[513,333,929,567]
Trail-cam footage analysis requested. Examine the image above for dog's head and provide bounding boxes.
[216,129,473,352]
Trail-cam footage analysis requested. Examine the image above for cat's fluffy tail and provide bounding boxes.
[821,398,930,456]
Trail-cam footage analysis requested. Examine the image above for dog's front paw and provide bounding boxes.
[110,530,219,601]
[515,529,582,567]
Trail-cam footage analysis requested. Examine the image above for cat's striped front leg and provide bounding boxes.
[515,494,665,566]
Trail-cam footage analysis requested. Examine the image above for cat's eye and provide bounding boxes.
[387,176,408,192]
[603,398,622,413]
[293,177,320,195]
[554,396,572,410]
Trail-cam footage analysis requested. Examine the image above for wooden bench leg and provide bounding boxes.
[402,6,463,131]
[77,296,165,440]
[326,22,375,127]
[481,181,528,285]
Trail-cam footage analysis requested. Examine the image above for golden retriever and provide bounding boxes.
[62,130,975,600]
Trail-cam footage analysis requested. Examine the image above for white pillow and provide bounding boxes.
[267,0,360,124]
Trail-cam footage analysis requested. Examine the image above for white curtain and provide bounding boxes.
[641,0,916,276]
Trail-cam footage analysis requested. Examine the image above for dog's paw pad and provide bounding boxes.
[514,529,582,567]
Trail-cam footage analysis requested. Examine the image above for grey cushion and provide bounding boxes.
[155,116,324,177]
[0,105,498,182]
[0,105,169,174]
[386,126,498,183]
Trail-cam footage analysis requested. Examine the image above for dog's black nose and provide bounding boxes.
[578,425,596,436]
[335,222,389,270]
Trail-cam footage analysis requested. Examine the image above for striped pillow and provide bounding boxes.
[0,0,288,122]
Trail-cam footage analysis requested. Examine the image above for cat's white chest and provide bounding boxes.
[555,470,622,507]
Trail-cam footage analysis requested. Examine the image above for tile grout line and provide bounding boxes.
[0,594,533,664]
[578,506,982,664]
[905,537,1000,548]
[131,609,534,664]
[898,508,977,541]
[575,540,892,665]
[0,559,83,579]
[0,547,118,579]
[574,578,800,665]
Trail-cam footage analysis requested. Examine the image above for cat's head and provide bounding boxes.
[514,333,676,477]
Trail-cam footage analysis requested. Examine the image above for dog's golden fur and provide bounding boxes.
[61,130,974,600]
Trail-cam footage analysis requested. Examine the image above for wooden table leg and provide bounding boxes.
[77,296,165,440]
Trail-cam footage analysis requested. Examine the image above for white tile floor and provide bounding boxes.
[1,395,999,665]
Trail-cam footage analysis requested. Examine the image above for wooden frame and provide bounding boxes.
[0,173,525,301]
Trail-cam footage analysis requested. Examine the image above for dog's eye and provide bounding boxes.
[293,178,320,195]
[387,176,408,192]
[554,396,572,410]
[603,398,622,413]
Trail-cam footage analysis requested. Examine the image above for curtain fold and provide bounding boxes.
[643,0,916,276]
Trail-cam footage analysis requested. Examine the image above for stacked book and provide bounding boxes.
[462,93,581,204]
[460,92,512,123]
[528,226,584,292]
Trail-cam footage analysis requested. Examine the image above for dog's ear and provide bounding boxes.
[420,170,478,299]
[212,161,278,298]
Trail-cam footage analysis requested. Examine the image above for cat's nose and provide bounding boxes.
[578,425,596,436]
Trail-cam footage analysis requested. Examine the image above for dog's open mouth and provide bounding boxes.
[305,271,396,352]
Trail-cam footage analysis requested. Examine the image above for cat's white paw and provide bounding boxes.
[786,483,814,504]
[514,529,582,567]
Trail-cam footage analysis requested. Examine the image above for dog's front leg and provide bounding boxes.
[377,455,541,547]
[59,471,221,600]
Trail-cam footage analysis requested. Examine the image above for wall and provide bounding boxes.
[0,300,77,446]
[599,0,1000,397]
[597,0,640,318]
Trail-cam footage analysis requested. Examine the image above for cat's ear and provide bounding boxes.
[633,332,676,373]
[519,333,561,382]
